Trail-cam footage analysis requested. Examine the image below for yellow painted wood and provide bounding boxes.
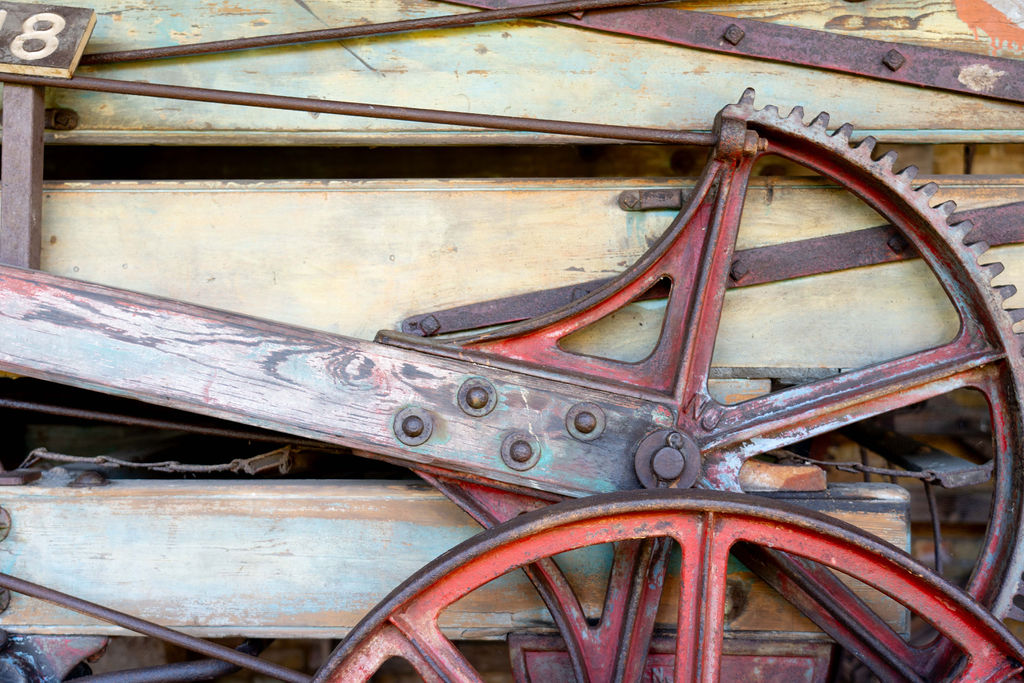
[0,478,907,637]
[30,176,1024,371]
[0,0,1018,143]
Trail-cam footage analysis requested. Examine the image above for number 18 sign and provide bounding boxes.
[0,2,95,78]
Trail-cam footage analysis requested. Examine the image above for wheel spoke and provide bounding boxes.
[673,513,730,682]
[391,612,485,682]
[734,544,927,682]
[702,341,1002,487]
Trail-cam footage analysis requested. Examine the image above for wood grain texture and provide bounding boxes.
[0,0,1019,143]
[31,176,1024,371]
[0,478,907,637]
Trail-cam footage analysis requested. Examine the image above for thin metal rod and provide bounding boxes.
[0,396,329,446]
[80,0,665,65]
[0,573,310,683]
[924,482,944,576]
[74,639,271,683]
[0,73,716,145]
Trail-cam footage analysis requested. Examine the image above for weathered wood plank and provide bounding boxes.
[31,176,1024,370]
[0,1,1019,143]
[0,478,907,637]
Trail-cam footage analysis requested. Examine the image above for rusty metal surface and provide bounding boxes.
[446,0,1024,105]
[0,634,108,683]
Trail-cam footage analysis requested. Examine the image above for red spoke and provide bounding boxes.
[702,341,1002,488]
[390,613,484,682]
[673,513,730,682]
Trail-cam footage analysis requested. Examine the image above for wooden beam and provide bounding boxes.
[0,479,908,638]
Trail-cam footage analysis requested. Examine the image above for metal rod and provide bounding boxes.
[80,0,666,65]
[73,639,271,683]
[924,482,945,577]
[0,573,310,683]
[0,73,715,145]
[0,396,329,446]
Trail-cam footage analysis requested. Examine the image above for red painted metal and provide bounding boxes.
[312,491,1024,682]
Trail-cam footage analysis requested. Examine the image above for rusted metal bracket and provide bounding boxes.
[445,0,1024,105]
[0,84,44,269]
[401,200,1024,336]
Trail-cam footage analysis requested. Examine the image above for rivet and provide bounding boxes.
[618,190,640,210]
[458,377,497,417]
[393,407,433,446]
[419,315,441,336]
[729,260,749,282]
[701,406,723,430]
[0,508,10,542]
[566,402,606,441]
[501,432,540,471]
[0,590,10,615]
[882,49,906,72]
[723,24,745,46]
[887,234,908,254]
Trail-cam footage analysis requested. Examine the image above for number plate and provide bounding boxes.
[0,2,94,78]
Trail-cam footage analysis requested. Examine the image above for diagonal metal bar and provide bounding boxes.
[400,200,1024,337]
[0,573,310,683]
[445,0,1024,105]
[80,0,666,65]
[0,72,715,146]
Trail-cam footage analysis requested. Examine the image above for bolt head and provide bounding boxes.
[729,260,749,282]
[509,440,534,463]
[723,24,745,46]
[419,315,441,336]
[402,415,424,438]
[887,234,908,254]
[652,446,686,481]
[882,49,906,71]
[465,386,489,410]
[573,411,598,434]
[619,191,640,209]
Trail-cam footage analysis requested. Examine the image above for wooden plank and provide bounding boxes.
[30,176,1024,370]
[0,0,1019,143]
[0,478,908,637]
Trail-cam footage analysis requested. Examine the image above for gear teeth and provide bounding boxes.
[948,218,973,240]
[738,88,756,105]
[788,105,805,123]
[876,150,899,170]
[918,182,940,199]
[1006,308,1024,324]
[983,262,1006,280]
[810,112,830,129]
[936,200,957,217]
[833,123,854,140]
[967,240,990,257]
[896,165,919,184]
[761,104,780,118]
[857,136,877,158]
[997,284,1018,300]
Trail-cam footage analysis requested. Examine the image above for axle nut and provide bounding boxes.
[634,429,701,489]
[458,378,497,417]
[501,432,541,471]
[394,407,434,446]
[566,402,606,441]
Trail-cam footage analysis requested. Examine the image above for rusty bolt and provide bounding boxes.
[566,402,606,441]
[729,260,749,282]
[419,315,441,336]
[501,432,540,471]
[573,411,598,434]
[701,406,723,430]
[887,234,909,254]
[0,508,9,542]
[618,191,641,210]
[882,49,906,72]
[44,108,79,131]
[458,377,497,417]
[394,407,433,446]
[69,470,109,488]
[723,24,745,46]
